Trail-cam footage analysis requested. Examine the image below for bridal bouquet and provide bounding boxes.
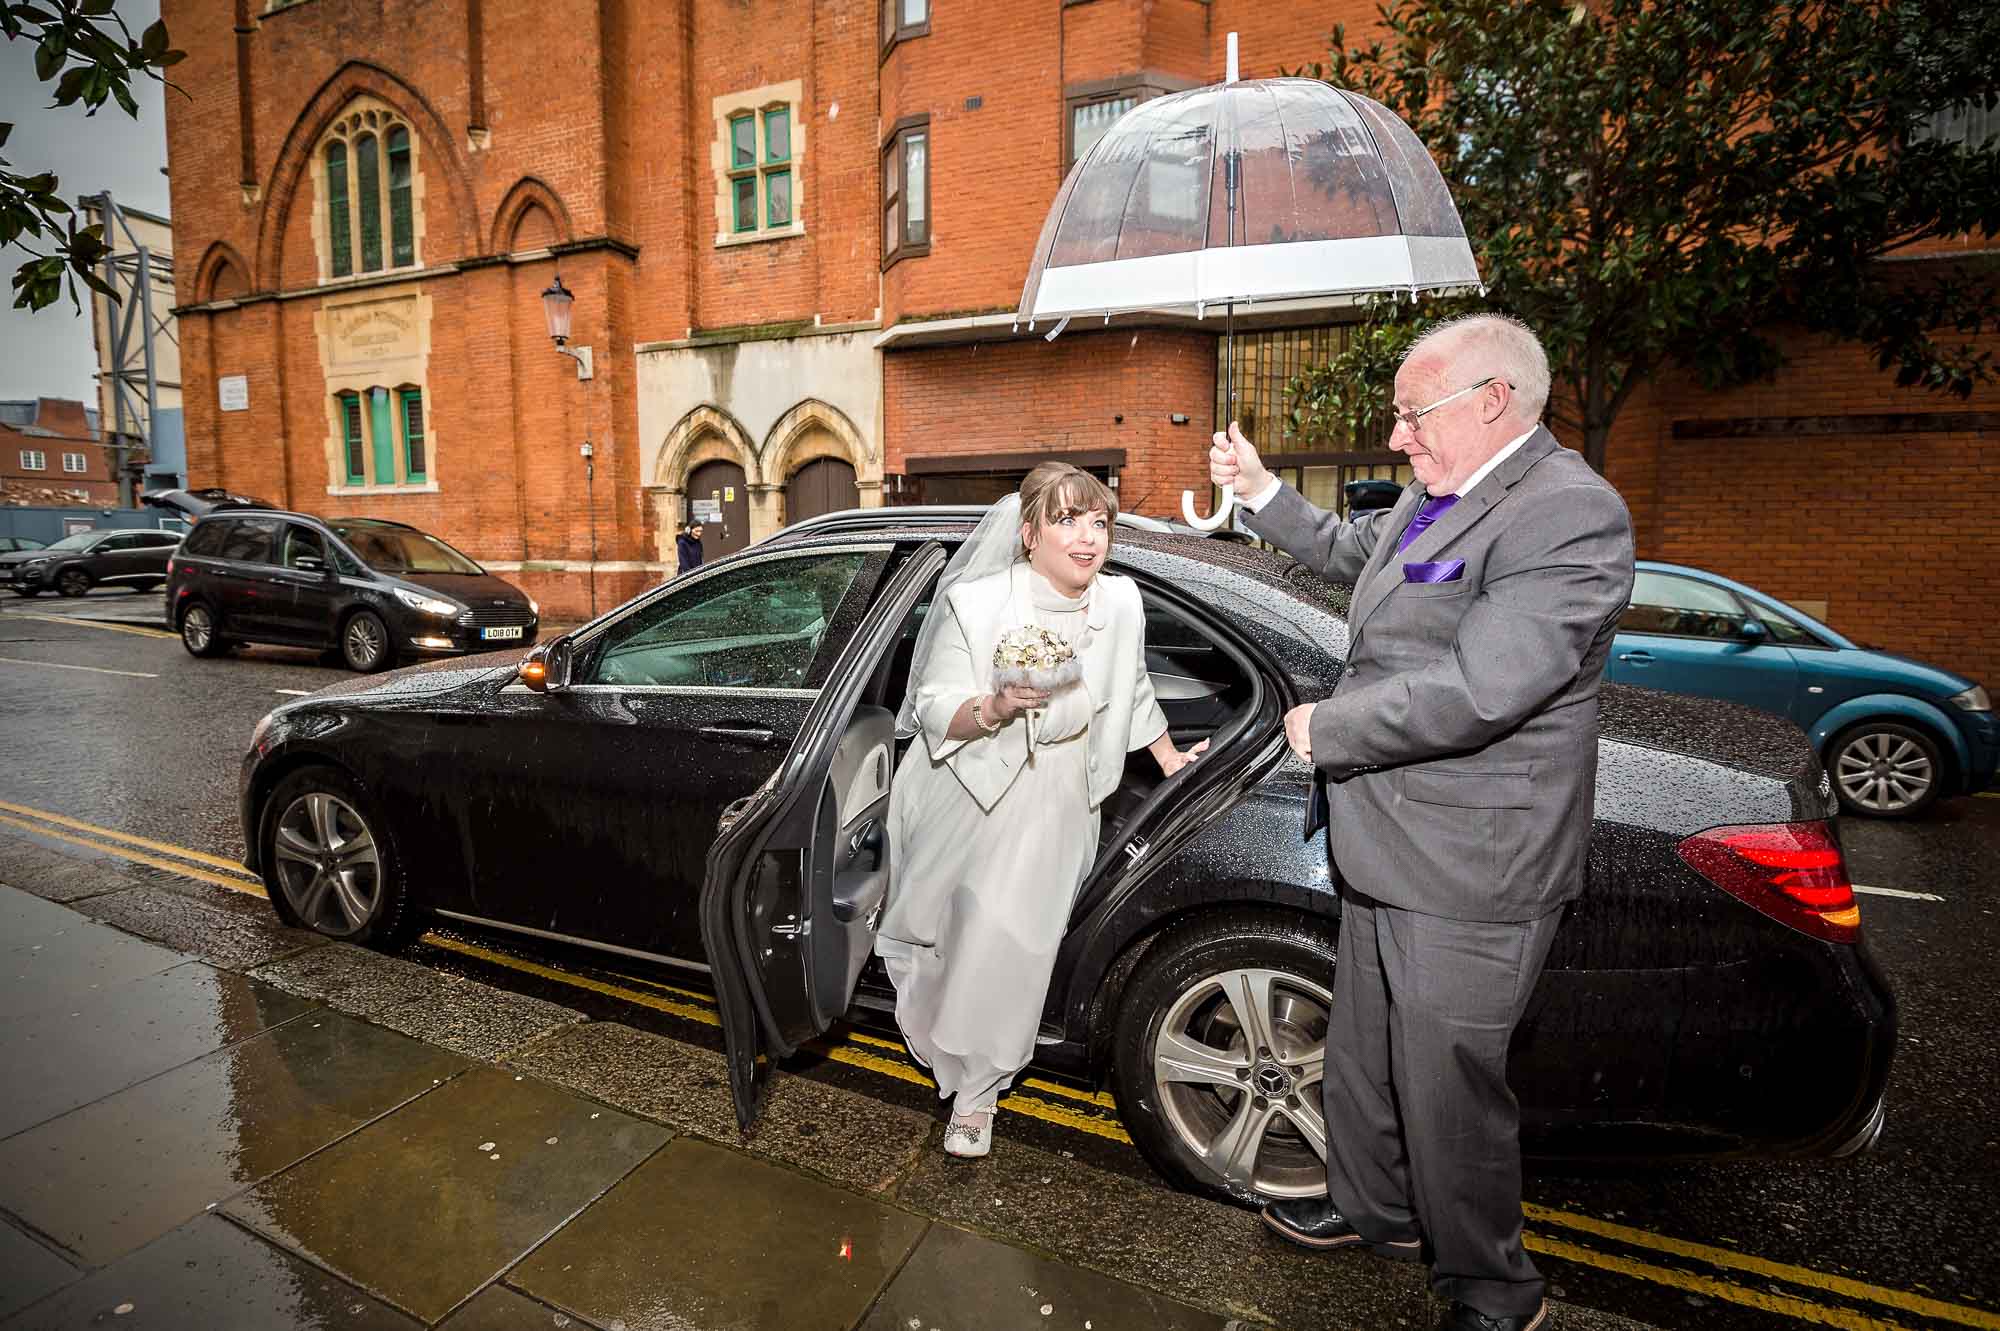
[992,625,1082,691]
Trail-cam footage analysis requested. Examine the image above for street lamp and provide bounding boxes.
[542,271,598,616]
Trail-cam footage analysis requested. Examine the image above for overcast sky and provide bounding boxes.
[0,0,170,405]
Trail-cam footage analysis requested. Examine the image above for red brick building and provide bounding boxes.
[161,0,1996,682]
[0,400,122,508]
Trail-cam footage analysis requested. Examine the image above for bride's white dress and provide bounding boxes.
[875,565,1112,1113]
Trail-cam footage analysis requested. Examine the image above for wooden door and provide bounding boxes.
[687,460,751,561]
[784,457,859,526]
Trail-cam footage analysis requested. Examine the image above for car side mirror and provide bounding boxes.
[519,636,574,693]
[293,556,325,574]
[1737,618,1768,643]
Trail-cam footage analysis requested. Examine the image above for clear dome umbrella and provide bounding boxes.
[1015,44,1481,527]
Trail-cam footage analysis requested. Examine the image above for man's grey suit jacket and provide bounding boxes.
[1245,426,1636,922]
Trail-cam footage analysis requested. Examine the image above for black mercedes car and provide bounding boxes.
[238,516,1895,1204]
[165,511,538,672]
[0,527,181,597]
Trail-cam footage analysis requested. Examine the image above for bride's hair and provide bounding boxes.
[1018,461,1118,558]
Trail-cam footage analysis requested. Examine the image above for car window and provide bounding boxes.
[216,517,281,566]
[329,541,366,577]
[281,524,328,571]
[330,524,483,575]
[182,521,230,557]
[581,552,871,689]
[1741,596,1829,648]
[140,532,180,547]
[1619,572,1748,641]
[44,532,101,552]
[101,534,143,552]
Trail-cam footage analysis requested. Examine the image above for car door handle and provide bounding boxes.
[701,722,779,746]
[1618,650,1654,664]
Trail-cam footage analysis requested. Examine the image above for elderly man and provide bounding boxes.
[1212,315,1634,1331]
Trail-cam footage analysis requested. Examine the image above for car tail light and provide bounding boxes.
[166,556,177,575]
[1676,822,1861,943]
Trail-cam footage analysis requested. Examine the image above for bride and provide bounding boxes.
[877,462,1207,1158]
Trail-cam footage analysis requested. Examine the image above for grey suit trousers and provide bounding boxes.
[1325,886,1563,1318]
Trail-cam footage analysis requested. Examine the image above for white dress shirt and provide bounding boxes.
[1238,424,1539,515]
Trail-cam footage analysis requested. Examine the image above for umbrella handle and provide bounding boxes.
[1182,483,1236,531]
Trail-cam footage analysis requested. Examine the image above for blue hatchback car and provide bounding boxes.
[1606,561,1997,818]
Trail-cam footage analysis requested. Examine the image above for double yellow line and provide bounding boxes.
[2,798,1995,1331]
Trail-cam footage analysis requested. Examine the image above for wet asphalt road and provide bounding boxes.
[3,587,1997,1331]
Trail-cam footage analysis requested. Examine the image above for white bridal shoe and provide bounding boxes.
[943,1110,993,1158]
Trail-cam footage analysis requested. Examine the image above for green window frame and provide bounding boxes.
[355,133,383,272]
[338,392,366,484]
[369,386,394,483]
[763,107,792,228]
[387,126,413,268]
[729,113,758,232]
[325,142,352,278]
[398,387,426,482]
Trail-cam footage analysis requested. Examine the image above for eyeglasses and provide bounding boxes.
[1390,376,1510,436]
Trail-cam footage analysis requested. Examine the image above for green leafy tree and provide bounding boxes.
[2,1,183,311]
[1285,0,2000,471]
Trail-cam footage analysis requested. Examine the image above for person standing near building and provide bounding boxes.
[675,523,705,577]
[1212,314,1635,1331]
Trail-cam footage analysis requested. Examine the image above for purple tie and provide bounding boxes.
[1397,494,1459,553]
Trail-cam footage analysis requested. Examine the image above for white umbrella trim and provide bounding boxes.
[1025,234,1480,325]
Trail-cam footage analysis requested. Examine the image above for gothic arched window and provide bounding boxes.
[317,104,422,280]
[325,142,351,278]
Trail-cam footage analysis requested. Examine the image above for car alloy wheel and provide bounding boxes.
[1832,722,1940,818]
[1151,966,1331,1198]
[261,766,420,949]
[270,791,382,938]
[1112,911,1339,1205]
[56,568,90,597]
[182,606,212,651]
[342,610,389,672]
[179,603,226,657]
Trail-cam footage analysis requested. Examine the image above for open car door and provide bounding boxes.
[699,541,946,1130]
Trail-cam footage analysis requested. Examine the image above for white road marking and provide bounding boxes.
[274,689,313,696]
[0,656,158,679]
[1852,884,1945,902]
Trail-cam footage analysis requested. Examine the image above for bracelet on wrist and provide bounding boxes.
[973,694,1003,734]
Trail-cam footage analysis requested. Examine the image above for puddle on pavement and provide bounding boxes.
[223,1063,667,1324]
[0,962,316,1139]
[4,1214,418,1329]
[512,1136,928,1331]
[858,1222,1229,1330]
[0,1008,466,1265]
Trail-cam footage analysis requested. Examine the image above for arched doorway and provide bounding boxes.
[785,456,859,526]
[686,459,751,561]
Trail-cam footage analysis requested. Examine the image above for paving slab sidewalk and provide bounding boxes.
[0,837,1661,1331]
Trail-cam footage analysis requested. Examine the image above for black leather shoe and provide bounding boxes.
[1259,1197,1422,1261]
[1438,1299,1548,1331]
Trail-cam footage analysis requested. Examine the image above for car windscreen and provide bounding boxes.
[42,532,102,552]
[331,526,483,575]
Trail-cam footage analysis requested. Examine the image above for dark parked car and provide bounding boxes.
[239,518,1894,1204]
[0,527,181,597]
[166,511,538,672]
[0,535,47,554]
[1607,561,1996,819]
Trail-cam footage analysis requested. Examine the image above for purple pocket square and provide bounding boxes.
[1403,559,1465,584]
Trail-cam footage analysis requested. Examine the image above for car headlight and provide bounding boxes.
[20,559,47,572]
[393,587,459,617]
[251,710,275,749]
[1948,685,1992,712]
[528,597,540,617]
